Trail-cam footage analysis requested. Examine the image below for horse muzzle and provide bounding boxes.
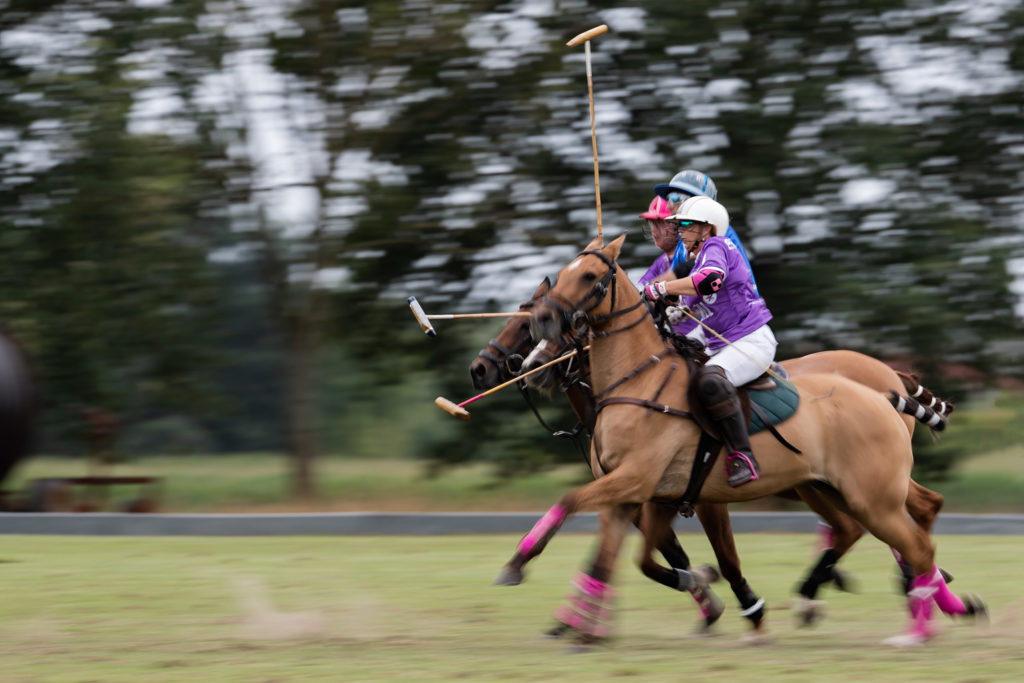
[469,357,500,391]
[529,303,567,344]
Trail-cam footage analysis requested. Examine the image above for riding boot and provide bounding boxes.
[695,365,761,487]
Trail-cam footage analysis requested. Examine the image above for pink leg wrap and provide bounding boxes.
[517,504,567,557]
[691,589,712,619]
[907,582,935,641]
[554,571,614,638]
[925,565,966,615]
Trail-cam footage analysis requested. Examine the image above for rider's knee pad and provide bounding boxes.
[695,365,738,419]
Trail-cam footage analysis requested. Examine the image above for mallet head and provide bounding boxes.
[408,296,437,337]
[435,396,470,420]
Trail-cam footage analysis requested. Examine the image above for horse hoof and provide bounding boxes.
[940,568,954,584]
[695,563,721,584]
[962,594,988,623]
[544,623,570,639]
[494,565,524,586]
[791,596,825,627]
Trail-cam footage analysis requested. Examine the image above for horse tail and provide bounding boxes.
[888,390,947,432]
[895,371,955,418]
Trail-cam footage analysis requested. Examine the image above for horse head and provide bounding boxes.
[468,277,551,391]
[529,234,627,346]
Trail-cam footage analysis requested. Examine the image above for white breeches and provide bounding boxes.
[704,324,778,386]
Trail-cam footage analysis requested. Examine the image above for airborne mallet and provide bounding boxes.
[435,347,587,420]
[408,296,529,337]
[566,24,608,240]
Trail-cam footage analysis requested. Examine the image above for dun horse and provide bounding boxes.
[494,235,983,647]
[472,277,953,629]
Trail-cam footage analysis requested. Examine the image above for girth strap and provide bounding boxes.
[668,431,723,518]
[596,396,693,420]
[748,402,802,454]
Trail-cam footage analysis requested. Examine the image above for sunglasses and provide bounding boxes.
[666,191,693,205]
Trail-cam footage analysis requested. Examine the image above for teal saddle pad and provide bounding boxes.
[749,378,800,435]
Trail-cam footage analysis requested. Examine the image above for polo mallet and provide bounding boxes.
[566,24,609,240]
[408,296,529,337]
[435,346,587,420]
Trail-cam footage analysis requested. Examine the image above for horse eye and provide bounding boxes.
[583,272,597,282]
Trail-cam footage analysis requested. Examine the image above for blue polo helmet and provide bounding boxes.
[654,169,718,201]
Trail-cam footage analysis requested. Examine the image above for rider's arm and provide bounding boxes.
[661,267,724,298]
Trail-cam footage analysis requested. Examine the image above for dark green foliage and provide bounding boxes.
[1,0,1022,486]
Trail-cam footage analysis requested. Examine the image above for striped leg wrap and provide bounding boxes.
[888,391,946,431]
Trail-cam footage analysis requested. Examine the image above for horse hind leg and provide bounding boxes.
[858,504,978,645]
[792,484,863,626]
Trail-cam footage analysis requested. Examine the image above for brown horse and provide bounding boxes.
[494,235,983,647]
[471,278,952,628]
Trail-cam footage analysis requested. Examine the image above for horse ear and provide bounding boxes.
[604,233,627,260]
[532,276,552,297]
[583,234,604,251]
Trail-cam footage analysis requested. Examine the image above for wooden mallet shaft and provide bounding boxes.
[435,347,587,420]
[408,296,529,337]
[566,24,608,240]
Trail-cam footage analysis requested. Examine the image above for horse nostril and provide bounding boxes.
[471,363,484,377]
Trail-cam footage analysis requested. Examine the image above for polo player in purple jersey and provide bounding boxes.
[640,195,777,487]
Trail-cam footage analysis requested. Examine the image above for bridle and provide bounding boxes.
[538,249,648,339]
[476,328,536,383]
[474,296,594,464]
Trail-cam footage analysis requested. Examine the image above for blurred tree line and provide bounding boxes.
[1,0,1022,494]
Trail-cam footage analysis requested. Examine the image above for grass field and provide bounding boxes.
[0,532,1021,681]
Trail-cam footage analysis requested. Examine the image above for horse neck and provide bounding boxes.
[587,270,676,395]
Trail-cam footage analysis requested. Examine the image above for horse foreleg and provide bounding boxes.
[495,460,658,586]
[695,502,765,630]
[494,501,569,586]
[552,503,637,645]
[637,503,725,632]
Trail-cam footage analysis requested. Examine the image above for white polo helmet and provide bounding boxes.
[667,196,729,236]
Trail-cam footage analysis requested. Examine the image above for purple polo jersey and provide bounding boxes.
[637,252,671,289]
[677,236,772,350]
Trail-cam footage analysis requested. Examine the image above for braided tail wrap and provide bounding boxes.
[895,371,955,418]
[888,390,947,432]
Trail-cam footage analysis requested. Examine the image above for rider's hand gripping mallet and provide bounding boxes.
[566,24,608,240]
[408,296,529,337]
[435,347,586,420]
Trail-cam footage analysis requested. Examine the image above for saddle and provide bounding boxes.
[684,361,799,442]
[669,360,800,516]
